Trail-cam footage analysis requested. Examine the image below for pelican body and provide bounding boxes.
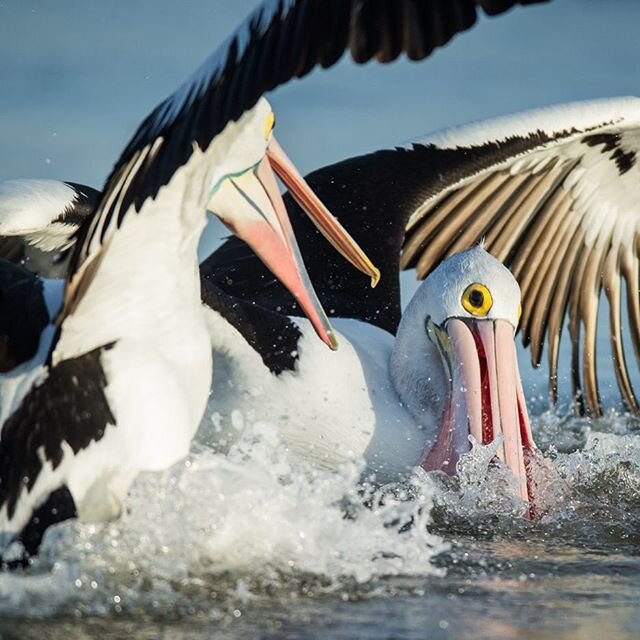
[201,247,535,505]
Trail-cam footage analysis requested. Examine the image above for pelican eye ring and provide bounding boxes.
[461,283,493,316]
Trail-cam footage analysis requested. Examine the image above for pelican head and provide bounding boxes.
[391,246,535,506]
[206,98,379,350]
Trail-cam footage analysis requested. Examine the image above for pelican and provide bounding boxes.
[201,98,640,504]
[0,0,544,560]
[201,245,535,508]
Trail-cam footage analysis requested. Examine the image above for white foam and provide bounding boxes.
[4,407,640,619]
[0,420,446,617]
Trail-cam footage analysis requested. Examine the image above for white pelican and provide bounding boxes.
[207,97,640,420]
[0,0,543,561]
[201,246,535,509]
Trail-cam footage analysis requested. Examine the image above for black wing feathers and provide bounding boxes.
[59,183,101,227]
[69,0,545,281]
[0,345,115,522]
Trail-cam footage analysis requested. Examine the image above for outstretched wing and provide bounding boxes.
[398,97,640,416]
[64,0,548,319]
[206,97,640,416]
[0,180,98,246]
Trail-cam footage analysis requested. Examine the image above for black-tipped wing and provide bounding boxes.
[0,180,99,247]
[0,345,114,556]
[0,180,100,278]
[209,97,640,416]
[66,0,548,310]
[398,97,640,417]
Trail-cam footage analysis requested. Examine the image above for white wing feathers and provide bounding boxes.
[401,97,640,415]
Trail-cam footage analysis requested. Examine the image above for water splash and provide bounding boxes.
[426,410,640,549]
[4,409,640,623]
[0,421,445,619]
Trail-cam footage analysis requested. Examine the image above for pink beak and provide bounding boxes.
[421,318,537,513]
[211,136,379,350]
[267,137,380,288]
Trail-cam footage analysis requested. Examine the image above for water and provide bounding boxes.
[2,415,640,638]
[2,1,640,638]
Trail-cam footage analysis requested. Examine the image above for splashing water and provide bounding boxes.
[2,409,640,638]
[0,420,445,619]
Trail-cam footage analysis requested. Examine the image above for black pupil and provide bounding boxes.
[469,289,484,308]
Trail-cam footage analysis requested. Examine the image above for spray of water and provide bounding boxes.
[0,420,446,618]
[3,407,640,620]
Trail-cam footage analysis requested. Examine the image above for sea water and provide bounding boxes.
[1,404,639,639]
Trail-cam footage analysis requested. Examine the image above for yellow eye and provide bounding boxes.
[461,283,493,316]
[264,111,275,139]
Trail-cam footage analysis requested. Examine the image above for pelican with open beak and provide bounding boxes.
[201,242,538,511]
[207,97,379,350]
[410,250,536,506]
